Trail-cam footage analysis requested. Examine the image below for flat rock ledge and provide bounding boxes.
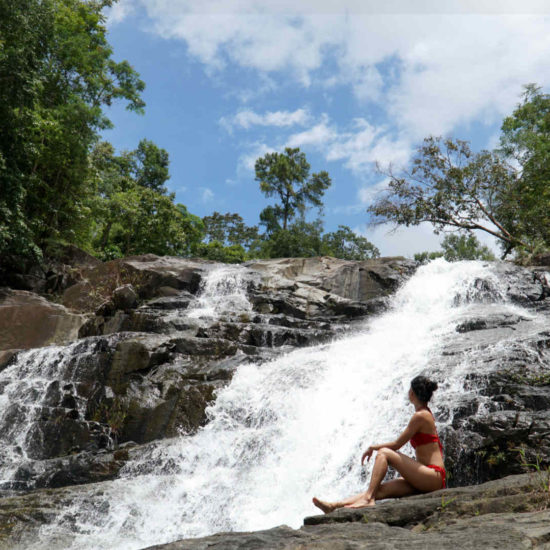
[143,474,550,550]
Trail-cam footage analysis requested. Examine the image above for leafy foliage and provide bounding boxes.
[321,225,380,260]
[440,234,495,262]
[202,212,259,249]
[88,141,203,259]
[414,251,444,264]
[260,219,325,258]
[369,85,550,259]
[0,0,144,261]
[414,233,495,264]
[255,147,331,231]
[368,137,524,256]
[194,242,248,264]
[497,84,550,254]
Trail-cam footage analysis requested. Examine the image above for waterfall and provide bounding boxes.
[7,260,544,549]
[186,265,254,320]
[0,341,111,489]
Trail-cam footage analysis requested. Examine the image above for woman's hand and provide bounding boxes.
[361,446,375,464]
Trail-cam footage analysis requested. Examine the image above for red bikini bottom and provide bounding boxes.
[427,464,446,488]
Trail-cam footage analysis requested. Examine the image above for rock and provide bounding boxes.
[62,256,210,313]
[491,262,548,306]
[455,312,528,333]
[112,284,138,310]
[0,289,86,351]
[0,350,18,370]
[10,447,132,490]
[2,474,547,550]
[531,252,550,266]
[247,256,416,303]
[137,474,550,549]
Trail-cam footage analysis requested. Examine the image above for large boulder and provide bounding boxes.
[139,474,550,550]
[1,473,548,550]
[62,255,210,313]
[0,289,86,352]
[247,256,416,302]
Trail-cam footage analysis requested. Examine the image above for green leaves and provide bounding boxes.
[255,147,331,230]
[0,0,145,261]
[321,225,380,260]
[88,141,203,259]
[369,85,550,259]
[369,136,522,256]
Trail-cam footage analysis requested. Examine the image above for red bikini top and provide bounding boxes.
[410,407,444,456]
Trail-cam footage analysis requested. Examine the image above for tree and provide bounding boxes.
[0,0,144,261]
[368,137,528,257]
[414,251,444,264]
[414,233,495,264]
[497,84,550,253]
[321,225,380,260]
[88,141,203,259]
[202,212,259,249]
[262,219,325,258]
[194,242,247,264]
[440,233,495,261]
[255,147,331,230]
[131,139,170,193]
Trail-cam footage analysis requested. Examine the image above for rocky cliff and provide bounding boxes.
[0,254,415,491]
[0,253,549,549]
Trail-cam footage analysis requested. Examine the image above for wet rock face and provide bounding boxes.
[2,473,547,550]
[0,256,417,492]
[0,289,86,352]
[137,474,550,550]
[62,255,209,313]
[433,263,550,486]
[1,255,548,499]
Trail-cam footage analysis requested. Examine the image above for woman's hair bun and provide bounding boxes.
[411,375,438,403]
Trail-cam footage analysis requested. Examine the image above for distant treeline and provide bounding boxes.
[1,1,549,269]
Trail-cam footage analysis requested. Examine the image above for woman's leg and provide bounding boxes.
[312,492,366,513]
[344,448,443,508]
[312,478,416,514]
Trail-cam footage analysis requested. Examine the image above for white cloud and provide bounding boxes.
[356,222,501,258]
[105,0,135,25]
[283,115,411,174]
[131,2,550,145]
[231,113,411,184]
[133,2,550,201]
[200,187,214,202]
[356,222,443,257]
[220,108,312,131]
[236,142,275,175]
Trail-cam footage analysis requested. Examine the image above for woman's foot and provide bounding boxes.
[312,497,337,514]
[343,497,375,509]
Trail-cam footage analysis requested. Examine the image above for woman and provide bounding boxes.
[312,375,445,512]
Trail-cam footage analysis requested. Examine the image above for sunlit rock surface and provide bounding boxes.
[0,257,549,550]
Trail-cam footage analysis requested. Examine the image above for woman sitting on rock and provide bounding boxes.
[313,375,445,512]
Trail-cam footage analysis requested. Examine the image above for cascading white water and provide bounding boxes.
[0,343,93,487]
[13,260,545,549]
[187,265,253,320]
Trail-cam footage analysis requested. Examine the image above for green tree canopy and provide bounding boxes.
[321,225,380,260]
[0,0,144,261]
[261,219,325,258]
[202,212,259,249]
[440,233,495,262]
[88,141,203,259]
[497,84,550,253]
[414,233,495,263]
[255,147,331,231]
[368,137,526,257]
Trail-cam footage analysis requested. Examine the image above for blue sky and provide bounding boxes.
[104,1,550,257]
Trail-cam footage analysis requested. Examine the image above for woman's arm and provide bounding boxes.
[361,413,423,464]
